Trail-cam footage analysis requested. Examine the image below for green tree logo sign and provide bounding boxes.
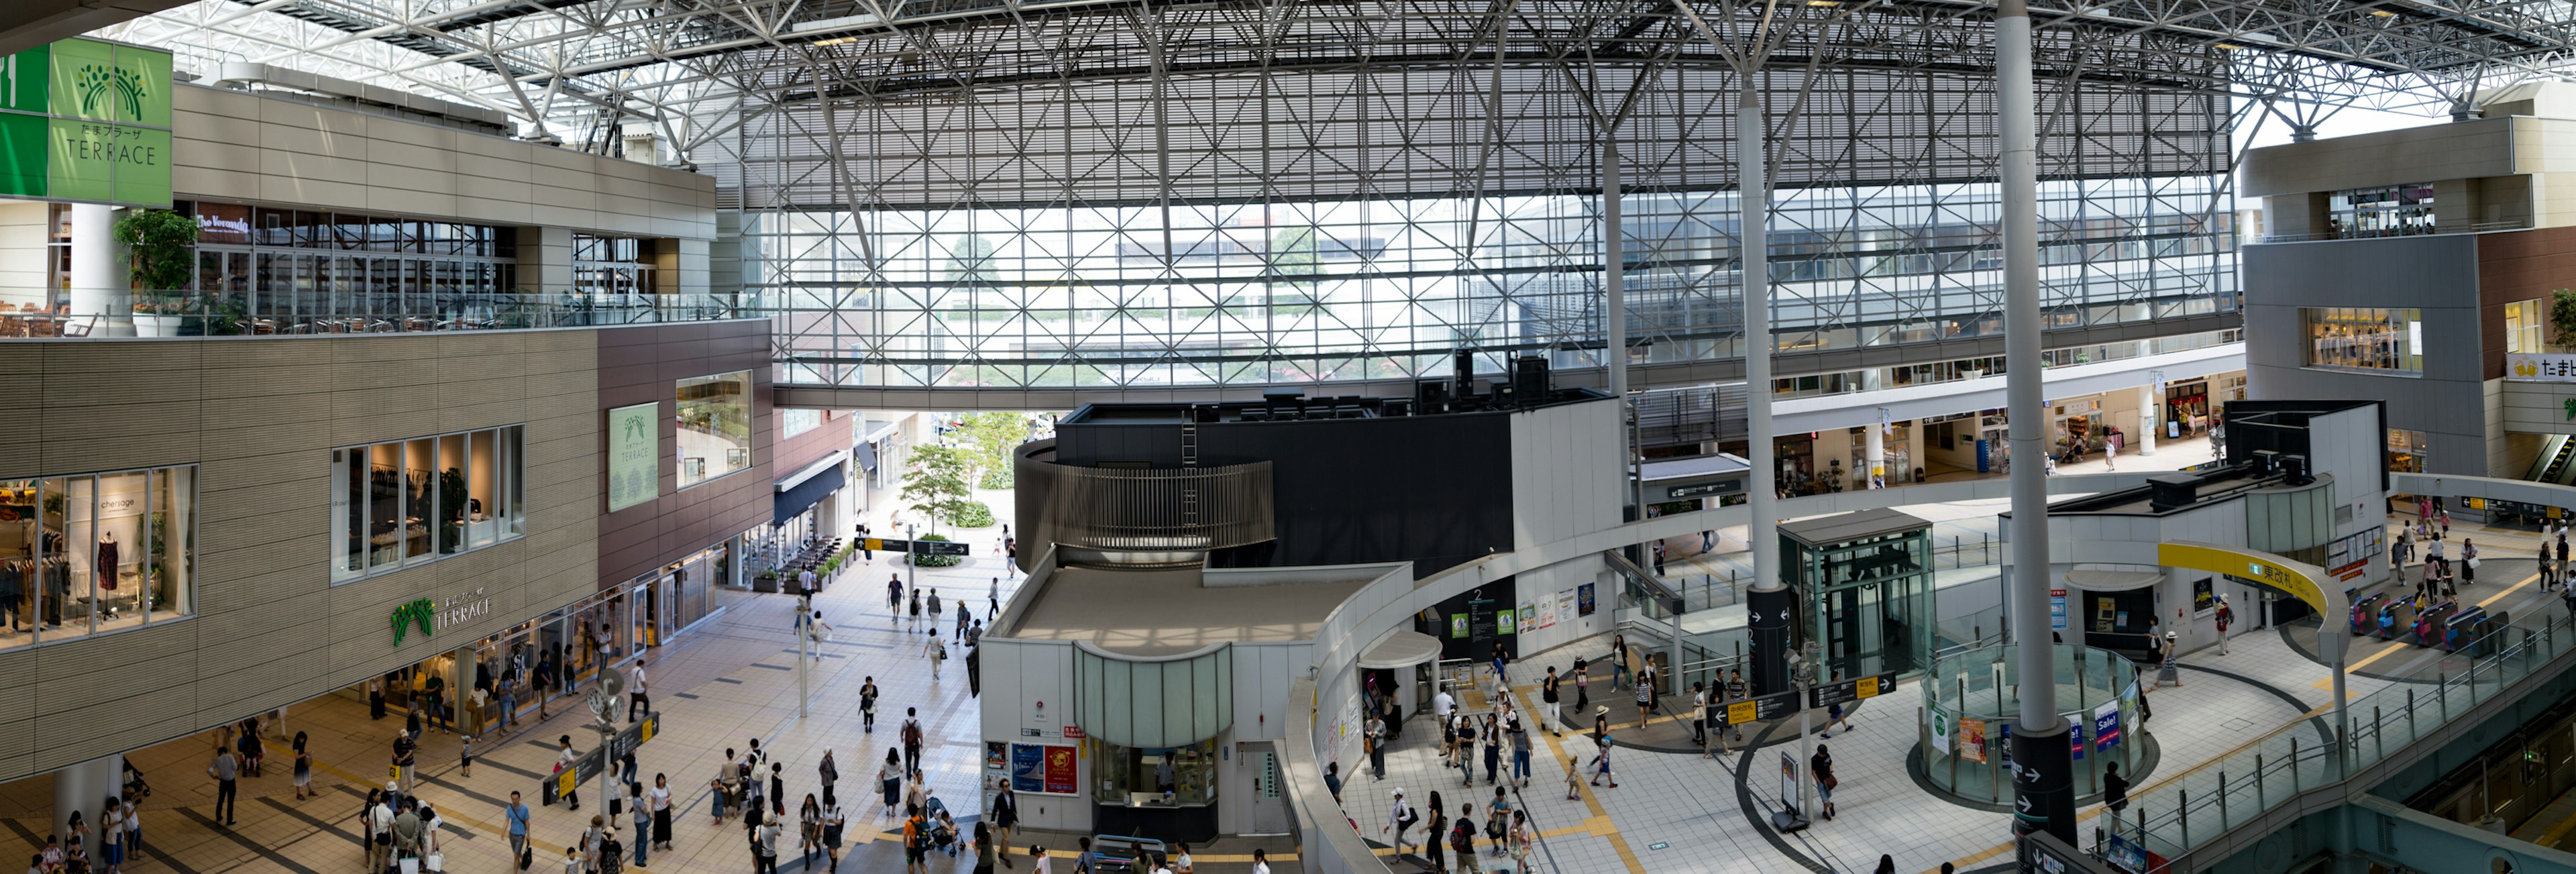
[390,598,437,646]
[72,63,145,120]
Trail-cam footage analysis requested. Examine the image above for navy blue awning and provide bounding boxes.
[773,462,845,525]
[856,440,878,473]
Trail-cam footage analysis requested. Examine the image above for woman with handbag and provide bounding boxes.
[1540,667,1562,737]
[879,751,902,818]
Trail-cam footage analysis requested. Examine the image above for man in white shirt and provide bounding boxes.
[1432,688,1455,720]
[626,663,649,722]
[367,794,396,873]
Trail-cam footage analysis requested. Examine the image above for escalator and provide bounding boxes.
[2532,434,2576,485]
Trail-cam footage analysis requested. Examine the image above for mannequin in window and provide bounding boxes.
[96,532,117,592]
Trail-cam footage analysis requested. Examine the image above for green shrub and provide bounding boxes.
[910,533,962,567]
[978,468,1016,490]
[949,500,996,529]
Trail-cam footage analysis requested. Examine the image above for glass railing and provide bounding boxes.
[0,289,745,338]
[2104,610,2576,867]
[1668,533,2001,612]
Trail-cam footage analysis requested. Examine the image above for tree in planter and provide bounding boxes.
[900,444,977,537]
[910,533,962,567]
[2550,288,2576,353]
[113,209,200,315]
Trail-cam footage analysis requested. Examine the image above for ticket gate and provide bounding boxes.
[2442,607,2484,653]
[2414,601,2457,647]
[2351,591,2386,635]
[2377,602,2403,640]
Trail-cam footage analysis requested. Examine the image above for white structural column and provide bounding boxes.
[1737,78,1799,701]
[1999,0,2076,844]
[2138,384,2159,456]
[1604,138,1626,400]
[70,203,129,335]
[54,753,121,862]
[1865,421,1886,489]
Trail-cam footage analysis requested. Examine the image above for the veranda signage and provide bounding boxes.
[0,38,174,207]
[390,586,491,646]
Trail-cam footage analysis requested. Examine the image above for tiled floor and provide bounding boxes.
[1327,604,2397,874]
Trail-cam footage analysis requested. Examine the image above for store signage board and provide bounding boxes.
[0,38,173,207]
[606,402,660,511]
[2508,353,2576,382]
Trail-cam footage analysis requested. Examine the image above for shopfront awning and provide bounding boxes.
[773,460,847,526]
[1358,629,1445,670]
[856,440,878,474]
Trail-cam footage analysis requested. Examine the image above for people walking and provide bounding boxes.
[902,708,926,775]
[1812,744,1837,820]
[1381,788,1417,857]
[880,751,903,818]
[923,630,948,681]
[847,676,877,736]
[627,662,649,721]
[504,791,532,866]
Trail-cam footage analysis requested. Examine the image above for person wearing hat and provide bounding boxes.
[1380,788,1417,857]
[2213,596,2233,655]
[2157,630,2182,688]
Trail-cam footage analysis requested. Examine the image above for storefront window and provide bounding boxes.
[2508,299,2545,354]
[1089,738,1220,807]
[332,427,525,584]
[2388,429,2430,474]
[0,467,196,651]
[2326,183,2436,238]
[2303,307,2422,374]
[678,372,754,487]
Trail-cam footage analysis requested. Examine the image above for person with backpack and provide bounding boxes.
[1485,786,1512,855]
[901,708,926,775]
[1449,802,1477,861]
[902,809,931,874]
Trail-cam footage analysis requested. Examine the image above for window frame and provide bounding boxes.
[330,425,528,586]
[0,465,199,651]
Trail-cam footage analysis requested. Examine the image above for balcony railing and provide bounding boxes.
[0,290,744,338]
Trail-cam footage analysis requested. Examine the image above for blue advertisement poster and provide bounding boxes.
[1010,743,1045,794]
[2094,701,2122,751]
[2069,716,2086,761]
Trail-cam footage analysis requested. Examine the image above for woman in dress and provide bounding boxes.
[292,731,313,800]
[879,751,902,818]
[649,774,673,851]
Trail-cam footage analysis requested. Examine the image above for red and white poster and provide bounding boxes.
[1042,745,1078,795]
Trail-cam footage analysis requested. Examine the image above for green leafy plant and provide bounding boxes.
[900,444,978,536]
[2551,288,2576,352]
[910,533,961,567]
[959,412,1026,490]
[113,208,199,313]
[948,500,996,529]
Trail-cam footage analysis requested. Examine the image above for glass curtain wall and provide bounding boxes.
[331,425,526,583]
[0,466,197,651]
[749,176,2236,390]
[181,201,517,331]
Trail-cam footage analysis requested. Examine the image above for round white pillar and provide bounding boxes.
[68,204,132,337]
[1865,425,1885,488]
[54,753,122,861]
[2138,384,2158,456]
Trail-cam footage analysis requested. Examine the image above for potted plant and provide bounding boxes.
[115,208,199,337]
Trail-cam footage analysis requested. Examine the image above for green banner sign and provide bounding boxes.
[607,402,661,511]
[0,38,172,207]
